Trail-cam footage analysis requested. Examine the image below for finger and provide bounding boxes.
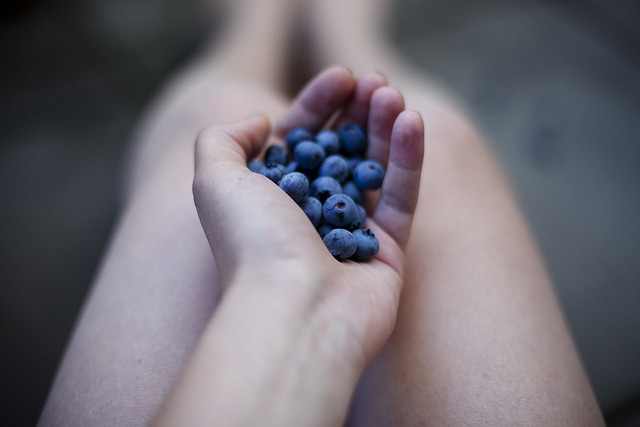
[332,72,387,130]
[366,86,405,167]
[273,66,355,137]
[372,111,424,248]
[194,115,271,180]
[193,116,273,275]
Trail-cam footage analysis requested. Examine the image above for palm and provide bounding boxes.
[272,67,424,362]
[194,67,423,365]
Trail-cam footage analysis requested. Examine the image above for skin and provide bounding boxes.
[40,0,604,424]
[157,105,423,425]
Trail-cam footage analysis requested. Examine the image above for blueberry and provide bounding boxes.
[286,127,314,152]
[341,181,363,205]
[294,141,325,171]
[317,223,335,238]
[247,159,265,173]
[323,194,357,228]
[352,229,379,260]
[265,145,288,165]
[298,196,323,228]
[310,176,342,203]
[345,157,361,176]
[348,204,367,231]
[318,155,350,183]
[279,172,309,203]
[323,229,357,261]
[260,164,286,183]
[339,124,367,156]
[316,130,340,155]
[353,160,385,190]
[285,161,298,174]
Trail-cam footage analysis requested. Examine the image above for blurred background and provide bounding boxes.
[1,0,639,424]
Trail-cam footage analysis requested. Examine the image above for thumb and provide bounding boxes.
[192,115,271,276]
[194,115,271,179]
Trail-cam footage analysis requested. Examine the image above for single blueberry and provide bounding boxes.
[310,176,342,203]
[352,229,379,260]
[318,155,350,183]
[298,196,323,228]
[247,159,265,173]
[279,172,309,203]
[348,205,367,231]
[339,124,367,156]
[294,141,325,171]
[323,228,357,261]
[286,127,314,152]
[265,145,288,165]
[260,164,286,184]
[323,194,357,228]
[317,223,335,239]
[316,130,341,155]
[341,181,364,205]
[353,160,385,190]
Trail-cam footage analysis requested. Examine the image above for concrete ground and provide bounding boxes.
[1,0,639,424]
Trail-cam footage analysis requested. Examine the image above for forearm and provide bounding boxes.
[155,270,360,427]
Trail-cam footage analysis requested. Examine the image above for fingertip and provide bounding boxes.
[371,86,405,113]
[394,110,425,149]
[322,65,355,82]
[390,110,424,172]
[360,71,388,88]
[274,67,356,135]
[396,110,424,133]
[244,114,272,137]
[317,65,357,96]
[195,115,271,170]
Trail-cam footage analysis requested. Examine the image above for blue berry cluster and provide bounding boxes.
[247,124,384,261]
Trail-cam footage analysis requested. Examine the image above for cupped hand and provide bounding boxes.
[193,66,424,368]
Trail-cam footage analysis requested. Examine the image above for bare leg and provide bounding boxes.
[307,0,604,424]
[39,1,298,424]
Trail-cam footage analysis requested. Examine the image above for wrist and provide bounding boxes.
[159,268,362,426]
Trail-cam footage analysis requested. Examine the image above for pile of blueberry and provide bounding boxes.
[247,124,384,261]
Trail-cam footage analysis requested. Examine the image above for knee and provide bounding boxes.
[411,101,511,206]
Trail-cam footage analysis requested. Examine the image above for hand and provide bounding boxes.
[193,66,424,369]
[156,67,423,426]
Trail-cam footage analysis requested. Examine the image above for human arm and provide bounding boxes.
[155,70,424,426]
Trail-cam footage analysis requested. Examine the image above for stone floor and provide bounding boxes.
[1,0,639,424]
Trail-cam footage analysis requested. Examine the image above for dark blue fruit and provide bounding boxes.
[341,181,363,205]
[316,130,341,155]
[318,155,350,183]
[294,141,325,171]
[323,194,357,227]
[348,205,367,230]
[353,160,385,190]
[345,157,361,176]
[286,127,314,152]
[265,145,288,165]
[352,229,379,260]
[248,160,265,173]
[339,124,367,156]
[323,229,357,261]
[317,223,335,238]
[285,161,298,174]
[298,196,323,228]
[260,164,286,183]
[279,172,309,203]
[310,176,342,203]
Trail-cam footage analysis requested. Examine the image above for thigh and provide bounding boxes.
[40,64,288,426]
[348,94,602,425]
